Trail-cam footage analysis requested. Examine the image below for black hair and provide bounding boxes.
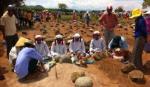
[111,36,121,49]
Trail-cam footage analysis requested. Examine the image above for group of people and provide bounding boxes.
[0,4,150,81]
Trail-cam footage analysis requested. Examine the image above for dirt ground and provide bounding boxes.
[0,20,150,87]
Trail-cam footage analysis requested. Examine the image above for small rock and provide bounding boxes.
[128,70,144,82]
[71,72,85,83]
[75,76,93,87]
[121,63,136,74]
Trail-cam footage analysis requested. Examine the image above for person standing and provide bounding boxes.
[99,5,118,48]
[0,5,19,56]
[130,9,147,70]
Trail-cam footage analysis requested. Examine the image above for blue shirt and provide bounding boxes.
[135,16,147,38]
[108,36,128,50]
[15,47,42,79]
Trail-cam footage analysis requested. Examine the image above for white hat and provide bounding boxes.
[73,33,81,38]
[35,35,43,39]
[144,11,150,15]
[55,34,63,39]
[93,31,100,34]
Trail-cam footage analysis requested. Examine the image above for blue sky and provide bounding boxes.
[25,0,144,10]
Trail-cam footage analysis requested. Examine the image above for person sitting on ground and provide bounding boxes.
[51,34,67,58]
[15,40,45,80]
[34,35,51,58]
[89,31,106,55]
[69,33,86,54]
[108,35,129,62]
[9,37,29,71]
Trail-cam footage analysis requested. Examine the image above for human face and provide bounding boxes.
[93,34,100,40]
[8,9,14,17]
[107,8,112,15]
[36,38,43,44]
[56,38,63,44]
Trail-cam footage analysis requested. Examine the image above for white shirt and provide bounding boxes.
[35,41,50,57]
[9,46,18,64]
[69,39,85,53]
[0,13,17,36]
[90,38,106,53]
[51,41,67,56]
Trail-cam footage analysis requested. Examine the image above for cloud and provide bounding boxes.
[24,0,144,10]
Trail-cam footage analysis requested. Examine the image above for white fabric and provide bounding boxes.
[69,39,86,53]
[93,31,100,34]
[34,41,51,57]
[55,34,63,39]
[73,33,80,37]
[89,38,106,54]
[0,14,17,36]
[51,41,67,56]
[35,35,43,38]
[9,47,18,64]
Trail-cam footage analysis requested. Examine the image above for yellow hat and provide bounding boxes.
[15,37,30,47]
[130,8,142,18]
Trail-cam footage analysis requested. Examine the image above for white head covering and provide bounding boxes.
[73,33,81,38]
[55,34,63,39]
[144,11,150,15]
[93,31,100,34]
[107,4,113,9]
[35,35,43,39]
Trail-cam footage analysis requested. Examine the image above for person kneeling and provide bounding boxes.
[108,35,129,63]
[15,41,45,80]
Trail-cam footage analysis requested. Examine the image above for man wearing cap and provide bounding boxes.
[84,11,91,27]
[9,37,29,71]
[99,5,118,48]
[130,9,147,70]
[51,34,67,57]
[15,40,45,80]
[34,35,51,58]
[69,33,86,54]
[0,5,19,56]
[89,31,106,55]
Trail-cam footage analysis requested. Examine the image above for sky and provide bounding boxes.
[25,0,144,10]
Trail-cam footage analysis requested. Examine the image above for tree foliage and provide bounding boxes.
[0,0,23,17]
[115,6,125,13]
[143,0,150,8]
[58,3,67,10]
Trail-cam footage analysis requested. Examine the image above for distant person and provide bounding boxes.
[15,41,45,80]
[69,33,86,54]
[51,34,67,57]
[34,35,51,58]
[84,11,91,27]
[0,5,19,56]
[72,10,78,23]
[99,5,118,48]
[89,31,106,55]
[130,9,147,70]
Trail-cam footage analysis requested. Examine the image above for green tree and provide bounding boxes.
[115,6,125,13]
[58,3,67,10]
[143,0,150,8]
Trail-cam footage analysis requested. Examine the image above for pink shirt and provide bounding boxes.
[100,12,118,29]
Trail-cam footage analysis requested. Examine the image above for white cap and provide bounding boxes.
[55,34,63,39]
[73,33,81,38]
[93,31,100,34]
[35,35,43,39]
[144,11,150,15]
